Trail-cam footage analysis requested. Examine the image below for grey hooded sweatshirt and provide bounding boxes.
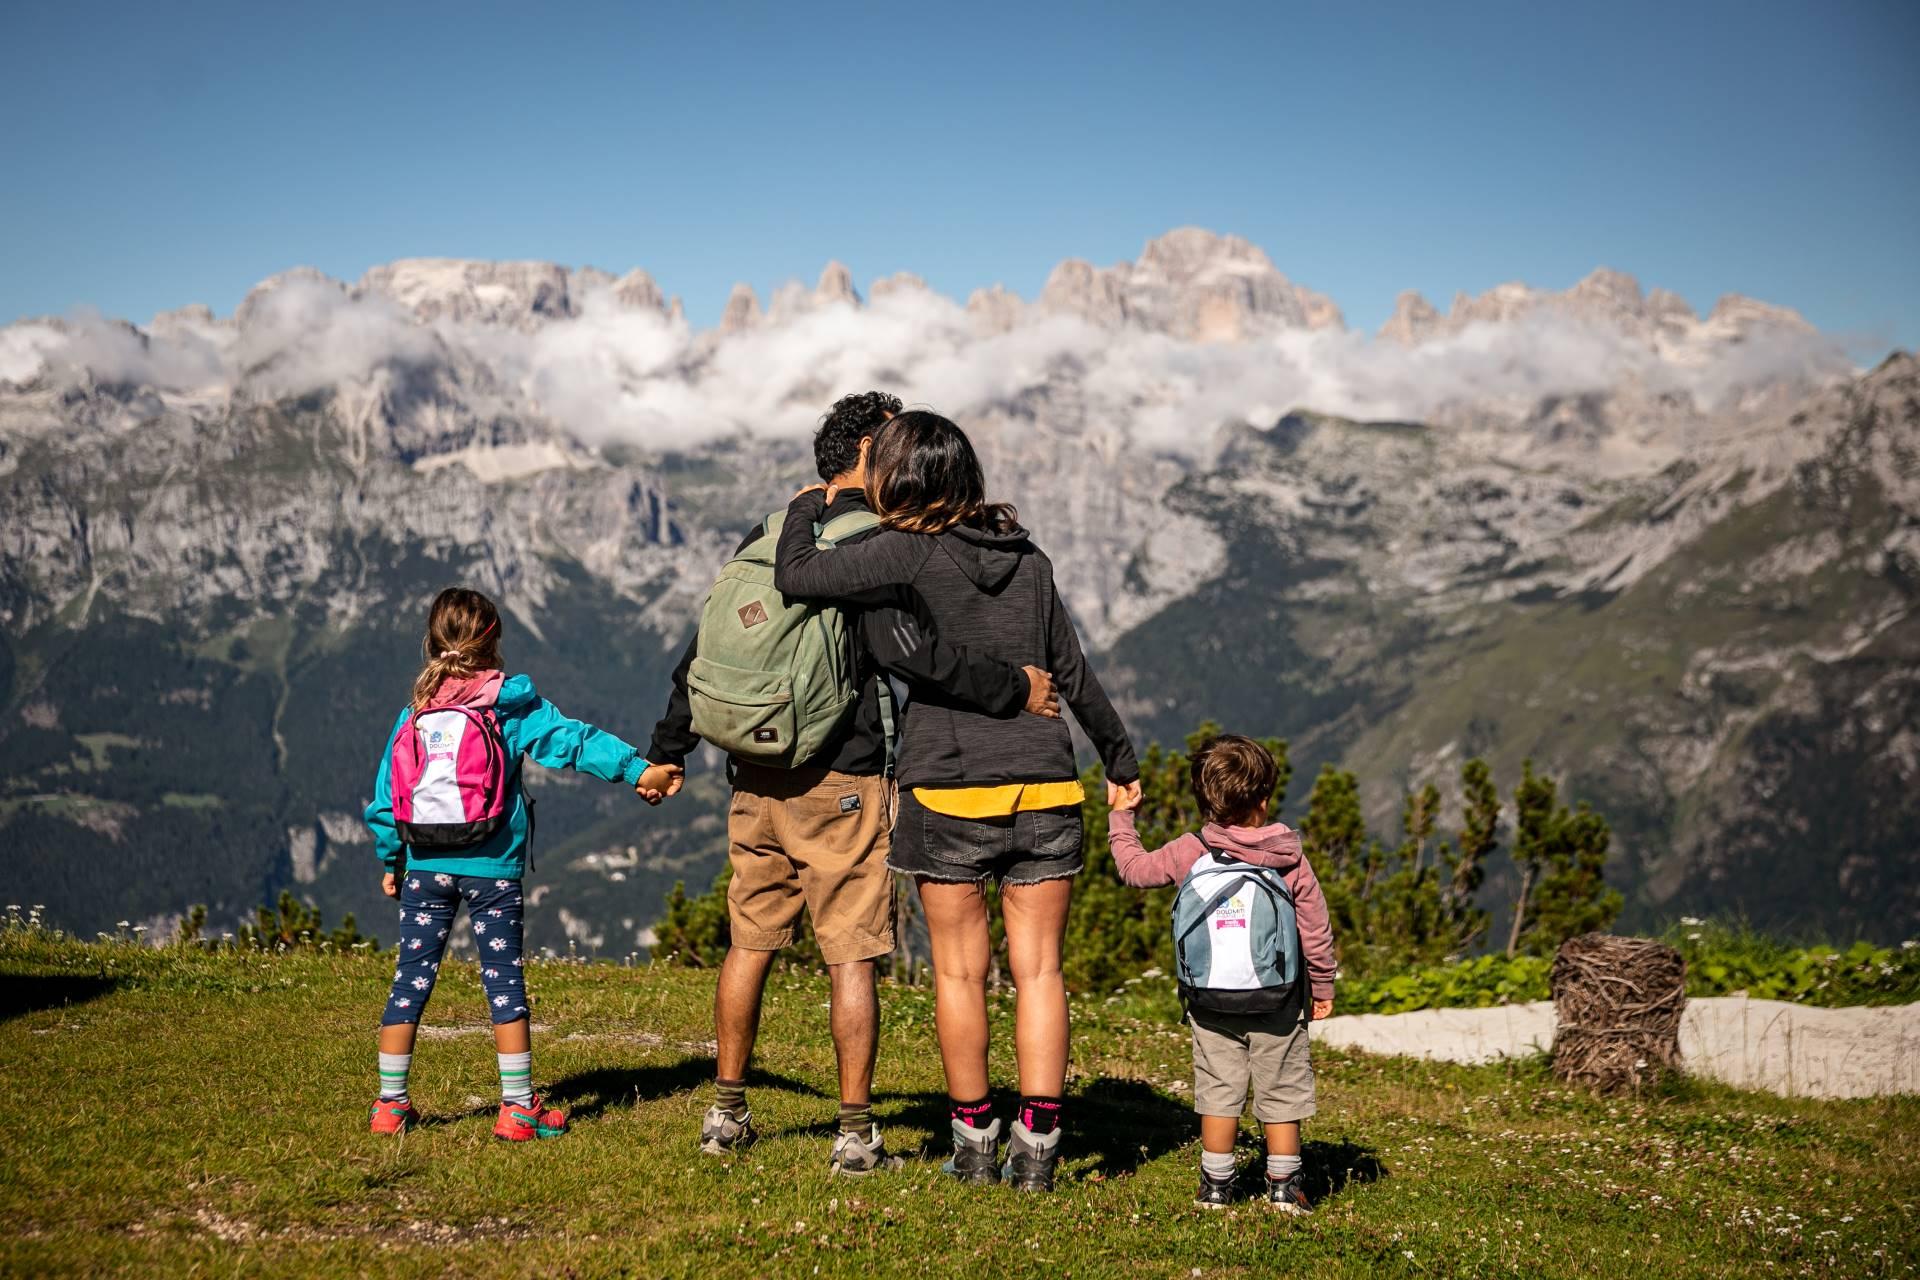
[774,489,1139,790]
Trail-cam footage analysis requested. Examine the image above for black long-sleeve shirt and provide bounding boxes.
[773,490,1139,788]
[648,490,1031,775]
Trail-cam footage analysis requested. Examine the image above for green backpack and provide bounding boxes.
[687,509,892,769]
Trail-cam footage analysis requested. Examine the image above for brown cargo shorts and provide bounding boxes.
[1189,1007,1317,1124]
[725,763,895,965]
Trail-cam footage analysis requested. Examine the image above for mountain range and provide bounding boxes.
[2,228,1913,952]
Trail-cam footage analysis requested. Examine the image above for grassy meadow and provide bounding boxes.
[1,930,1914,1278]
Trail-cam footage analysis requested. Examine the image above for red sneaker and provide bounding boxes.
[494,1095,568,1141]
[369,1098,418,1135]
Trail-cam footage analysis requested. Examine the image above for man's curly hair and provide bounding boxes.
[814,390,903,482]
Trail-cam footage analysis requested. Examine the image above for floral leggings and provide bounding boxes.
[382,871,528,1026]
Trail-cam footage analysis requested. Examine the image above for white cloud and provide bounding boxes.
[1,270,1851,456]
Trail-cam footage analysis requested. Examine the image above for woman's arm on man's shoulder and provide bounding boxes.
[773,490,930,602]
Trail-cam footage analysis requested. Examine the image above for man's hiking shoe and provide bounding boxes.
[1195,1168,1236,1208]
[494,1096,568,1141]
[941,1117,1002,1185]
[369,1098,418,1135]
[1001,1123,1062,1192]
[699,1106,757,1156]
[829,1125,902,1176]
[1266,1172,1312,1214]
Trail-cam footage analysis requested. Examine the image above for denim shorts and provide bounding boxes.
[887,786,1084,885]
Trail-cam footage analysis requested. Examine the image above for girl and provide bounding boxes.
[773,410,1140,1191]
[364,586,653,1139]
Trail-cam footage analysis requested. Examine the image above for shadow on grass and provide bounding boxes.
[0,973,121,1022]
[860,1076,1196,1177]
[546,1056,826,1122]
[1301,1138,1388,1201]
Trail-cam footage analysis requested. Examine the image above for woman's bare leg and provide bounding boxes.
[1001,876,1073,1096]
[916,877,993,1101]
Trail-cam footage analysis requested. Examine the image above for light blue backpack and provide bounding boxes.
[1171,847,1302,1015]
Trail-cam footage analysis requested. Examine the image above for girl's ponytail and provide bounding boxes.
[410,588,503,711]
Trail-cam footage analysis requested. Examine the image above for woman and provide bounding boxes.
[774,409,1140,1192]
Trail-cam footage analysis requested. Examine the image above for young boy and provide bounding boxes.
[1109,734,1336,1211]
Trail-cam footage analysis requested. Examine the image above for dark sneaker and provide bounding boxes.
[699,1105,757,1156]
[941,1117,1002,1185]
[829,1124,902,1175]
[1266,1172,1312,1214]
[1001,1123,1062,1192]
[1195,1168,1236,1208]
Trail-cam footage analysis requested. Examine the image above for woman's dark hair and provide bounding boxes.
[814,390,902,481]
[868,410,1019,535]
[1190,734,1280,825]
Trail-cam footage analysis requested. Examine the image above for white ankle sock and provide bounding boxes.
[1268,1153,1302,1180]
[498,1051,533,1105]
[377,1052,411,1103]
[1201,1150,1237,1179]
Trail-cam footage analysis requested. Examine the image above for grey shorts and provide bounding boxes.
[886,787,1084,886]
[1190,1008,1317,1124]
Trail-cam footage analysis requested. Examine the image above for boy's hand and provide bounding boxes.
[1106,778,1142,811]
[636,763,684,805]
[382,872,400,899]
[1311,998,1334,1020]
[1021,666,1060,718]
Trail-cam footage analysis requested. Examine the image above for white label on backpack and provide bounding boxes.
[1189,865,1262,991]
[411,710,470,823]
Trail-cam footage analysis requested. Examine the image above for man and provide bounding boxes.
[637,390,1059,1174]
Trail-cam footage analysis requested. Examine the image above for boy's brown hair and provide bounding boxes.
[1190,734,1279,825]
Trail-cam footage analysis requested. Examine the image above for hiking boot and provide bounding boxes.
[1001,1123,1062,1192]
[1195,1167,1236,1208]
[699,1106,758,1156]
[369,1097,418,1135]
[941,1117,1002,1185]
[494,1096,568,1141]
[1266,1171,1312,1214]
[829,1124,902,1176]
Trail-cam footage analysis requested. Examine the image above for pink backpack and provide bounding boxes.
[390,700,510,850]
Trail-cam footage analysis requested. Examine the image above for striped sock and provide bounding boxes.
[377,1052,411,1104]
[715,1078,748,1119]
[498,1051,533,1106]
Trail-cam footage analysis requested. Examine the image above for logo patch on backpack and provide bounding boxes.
[737,601,770,629]
[752,727,779,743]
[838,793,862,814]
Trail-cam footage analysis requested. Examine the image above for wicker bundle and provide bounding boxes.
[1549,933,1687,1093]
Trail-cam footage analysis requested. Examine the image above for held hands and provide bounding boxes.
[1311,998,1334,1021]
[635,762,685,806]
[381,872,400,899]
[1106,778,1143,812]
[1021,666,1061,719]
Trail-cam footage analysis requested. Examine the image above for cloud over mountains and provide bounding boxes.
[0,229,1853,454]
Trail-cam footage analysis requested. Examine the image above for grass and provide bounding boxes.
[2,931,1915,1279]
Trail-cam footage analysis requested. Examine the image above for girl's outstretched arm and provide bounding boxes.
[512,688,648,787]
[772,490,932,602]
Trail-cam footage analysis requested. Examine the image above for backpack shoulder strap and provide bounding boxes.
[817,509,881,547]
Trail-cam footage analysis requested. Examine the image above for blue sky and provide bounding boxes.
[4,1,1917,349]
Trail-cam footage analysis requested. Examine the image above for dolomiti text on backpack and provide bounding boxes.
[1171,848,1303,1015]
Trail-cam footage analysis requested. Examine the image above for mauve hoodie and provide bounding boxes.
[1108,809,1336,1002]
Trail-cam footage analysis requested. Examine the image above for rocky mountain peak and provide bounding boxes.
[355,259,575,330]
[814,261,860,308]
[1038,230,1342,340]
[1380,290,1442,344]
[720,282,761,333]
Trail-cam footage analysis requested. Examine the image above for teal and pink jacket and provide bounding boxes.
[364,671,648,880]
